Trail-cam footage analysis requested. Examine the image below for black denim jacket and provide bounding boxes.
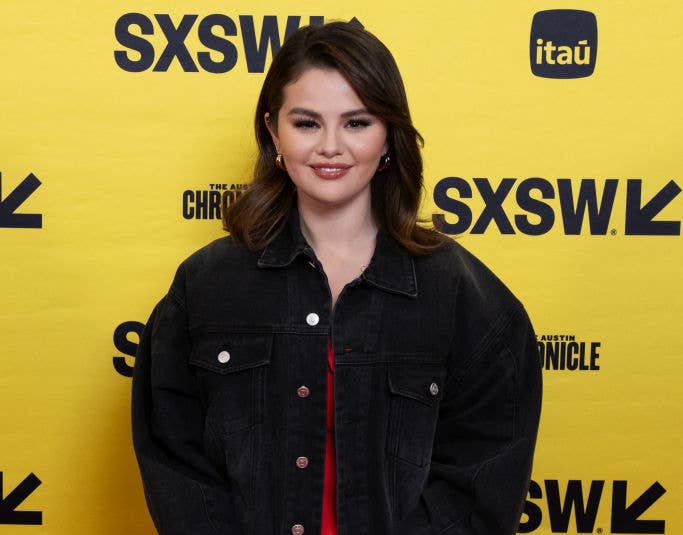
[132,213,542,535]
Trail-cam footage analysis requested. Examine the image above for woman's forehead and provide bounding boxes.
[279,67,365,115]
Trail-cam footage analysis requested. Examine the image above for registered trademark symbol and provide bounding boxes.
[610,229,617,235]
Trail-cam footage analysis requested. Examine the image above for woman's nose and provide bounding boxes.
[316,127,343,157]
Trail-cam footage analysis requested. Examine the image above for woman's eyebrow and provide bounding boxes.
[286,107,370,119]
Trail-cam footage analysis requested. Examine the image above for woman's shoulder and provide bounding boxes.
[168,235,258,295]
[417,239,533,367]
[416,237,524,315]
[182,235,248,266]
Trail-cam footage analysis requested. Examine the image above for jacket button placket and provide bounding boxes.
[284,304,327,535]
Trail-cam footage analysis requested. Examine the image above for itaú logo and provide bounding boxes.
[530,9,597,78]
[534,38,591,67]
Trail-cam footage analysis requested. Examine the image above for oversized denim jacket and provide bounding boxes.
[132,212,542,535]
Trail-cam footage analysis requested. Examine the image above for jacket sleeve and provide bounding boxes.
[394,305,542,534]
[131,288,245,535]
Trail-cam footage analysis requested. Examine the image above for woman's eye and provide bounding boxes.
[347,119,371,128]
[293,119,319,129]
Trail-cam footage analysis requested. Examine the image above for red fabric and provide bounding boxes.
[321,340,337,534]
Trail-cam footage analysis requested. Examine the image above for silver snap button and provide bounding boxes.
[217,351,231,364]
[291,524,305,535]
[297,386,310,398]
[429,382,439,396]
[306,313,319,326]
[296,456,309,469]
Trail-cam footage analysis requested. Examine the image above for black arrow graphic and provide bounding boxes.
[625,179,681,235]
[611,480,665,534]
[0,172,42,228]
[0,472,42,525]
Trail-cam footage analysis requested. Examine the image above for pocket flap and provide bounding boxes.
[189,332,273,374]
[388,365,447,406]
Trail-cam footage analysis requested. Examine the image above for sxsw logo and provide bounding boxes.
[519,479,666,533]
[431,177,681,236]
[114,14,362,73]
[530,9,597,78]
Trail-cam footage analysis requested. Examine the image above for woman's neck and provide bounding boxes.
[296,193,378,308]
[297,195,377,253]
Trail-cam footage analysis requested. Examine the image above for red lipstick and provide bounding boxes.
[310,163,351,179]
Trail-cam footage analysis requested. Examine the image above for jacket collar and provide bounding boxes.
[257,207,418,298]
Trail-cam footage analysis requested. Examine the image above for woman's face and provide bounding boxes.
[265,67,388,211]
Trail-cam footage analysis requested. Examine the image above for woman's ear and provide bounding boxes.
[264,112,280,152]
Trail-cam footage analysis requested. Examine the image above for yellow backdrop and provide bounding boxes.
[1,1,680,533]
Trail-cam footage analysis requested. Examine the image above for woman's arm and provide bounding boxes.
[394,305,543,534]
[132,291,245,535]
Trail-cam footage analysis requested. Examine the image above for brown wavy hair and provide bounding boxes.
[223,21,447,254]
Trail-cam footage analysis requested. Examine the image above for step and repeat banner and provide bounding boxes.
[1,1,680,533]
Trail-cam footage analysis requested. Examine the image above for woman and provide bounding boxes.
[132,21,542,535]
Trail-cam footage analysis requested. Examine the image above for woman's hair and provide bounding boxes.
[223,21,447,254]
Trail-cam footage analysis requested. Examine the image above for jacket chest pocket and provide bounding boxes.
[386,363,447,468]
[189,332,272,438]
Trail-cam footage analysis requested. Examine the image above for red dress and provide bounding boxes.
[321,340,337,534]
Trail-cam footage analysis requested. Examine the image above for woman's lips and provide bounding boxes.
[310,164,351,179]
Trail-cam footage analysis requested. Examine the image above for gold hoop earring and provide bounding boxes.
[377,154,390,172]
[275,153,286,171]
